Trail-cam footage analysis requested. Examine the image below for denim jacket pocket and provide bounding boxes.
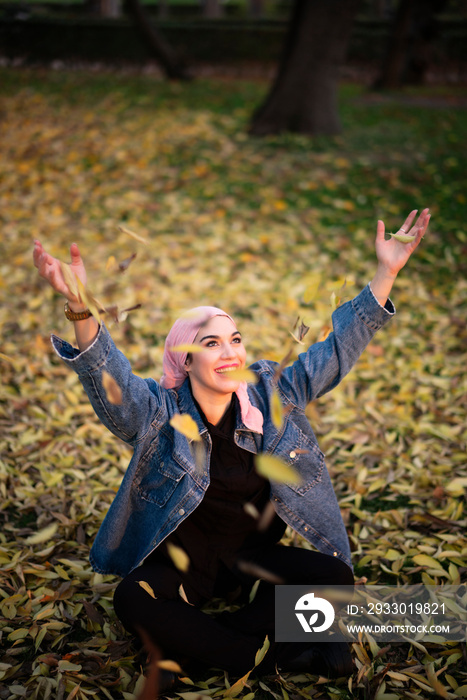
[272,422,325,496]
[135,439,186,506]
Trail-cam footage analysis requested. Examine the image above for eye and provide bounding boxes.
[232,337,242,344]
[206,340,218,347]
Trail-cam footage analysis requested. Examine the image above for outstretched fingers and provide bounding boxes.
[399,209,418,234]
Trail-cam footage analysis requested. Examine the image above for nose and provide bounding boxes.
[220,341,236,359]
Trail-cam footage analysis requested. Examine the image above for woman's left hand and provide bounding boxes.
[375,208,430,278]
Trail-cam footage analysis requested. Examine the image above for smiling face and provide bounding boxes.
[185,315,246,401]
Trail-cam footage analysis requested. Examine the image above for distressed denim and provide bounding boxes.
[51,284,395,576]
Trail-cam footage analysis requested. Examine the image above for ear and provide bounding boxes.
[184,353,192,370]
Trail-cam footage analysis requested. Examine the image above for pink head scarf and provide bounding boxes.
[160,306,263,434]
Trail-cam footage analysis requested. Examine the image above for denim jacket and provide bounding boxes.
[51,284,394,576]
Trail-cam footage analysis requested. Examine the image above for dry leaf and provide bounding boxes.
[102,370,123,405]
[255,454,302,485]
[168,344,204,353]
[118,225,148,244]
[59,261,79,299]
[169,414,201,442]
[157,660,183,673]
[270,386,284,429]
[387,232,417,243]
[222,368,258,383]
[25,522,58,545]
[166,543,190,572]
[76,277,102,325]
[137,581,157,599]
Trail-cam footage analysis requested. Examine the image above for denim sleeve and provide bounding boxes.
[51,323,164,445]
[278,284,395,408]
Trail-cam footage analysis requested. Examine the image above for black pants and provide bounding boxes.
[113,545,353,676]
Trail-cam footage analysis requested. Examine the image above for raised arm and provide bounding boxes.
[278,209,430,407]
[370,208,430,306]
[33,240,99,352]
[33,240,164,444]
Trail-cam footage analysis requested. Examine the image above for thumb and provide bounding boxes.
[376,220,385,242]
[70,242,82,265]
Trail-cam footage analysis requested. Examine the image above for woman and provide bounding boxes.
[33,208,430,687]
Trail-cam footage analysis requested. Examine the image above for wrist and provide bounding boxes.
[375,264,398,282]
[68,299,88,313]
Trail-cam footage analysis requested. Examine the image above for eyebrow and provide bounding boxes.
[199,331,242,343]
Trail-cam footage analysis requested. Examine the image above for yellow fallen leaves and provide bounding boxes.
[2,70,466,700]
[224,636,270,698]
[25,522,58,545]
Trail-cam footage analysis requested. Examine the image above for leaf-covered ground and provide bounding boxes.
[0,68,466,699]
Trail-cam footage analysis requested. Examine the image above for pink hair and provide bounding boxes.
[161,306,263,433]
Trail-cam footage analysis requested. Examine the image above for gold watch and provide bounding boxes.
[64,301,92,321]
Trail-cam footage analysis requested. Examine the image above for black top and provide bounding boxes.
[147,393,286,603]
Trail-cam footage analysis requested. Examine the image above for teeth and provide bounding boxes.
[215,367,238,373]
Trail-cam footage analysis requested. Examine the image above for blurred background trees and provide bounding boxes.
[1,0,465,134]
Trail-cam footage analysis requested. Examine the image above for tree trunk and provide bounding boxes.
[248,0,263,19]
[124,0,191,80]
[203,0,223,19]
[373,0,447,89]
[249,0,361,137]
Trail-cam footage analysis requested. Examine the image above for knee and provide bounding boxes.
[331,558,354,587]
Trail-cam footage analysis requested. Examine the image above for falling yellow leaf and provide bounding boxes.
[243,502,260,519]
[137,580,157,599]
[303,273,322,304]
[222,368,258,383]
[169,344,204,353]
[255,454,302,485]
[270,387,284,429]
[167,543,190,572]
[102,370,123,405]
[25,522,58,545]
[105,255,116,271]
[158,660,183,673]
[59,261,79,299]
[170,414,201,442]
[76,277,102,325]
[118,225,148,244]
[318,325,332,342]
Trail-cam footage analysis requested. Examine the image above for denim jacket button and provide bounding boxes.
[289,451,296,459]
[179,508,185,516]
[333,551,338,556]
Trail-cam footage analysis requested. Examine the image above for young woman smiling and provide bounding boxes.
[33,208,430,690]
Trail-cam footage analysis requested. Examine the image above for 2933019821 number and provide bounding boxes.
[367,602,446,615]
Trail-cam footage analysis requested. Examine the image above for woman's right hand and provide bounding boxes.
[33,240,87,309]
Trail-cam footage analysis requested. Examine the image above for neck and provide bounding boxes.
[190,383,233,425]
